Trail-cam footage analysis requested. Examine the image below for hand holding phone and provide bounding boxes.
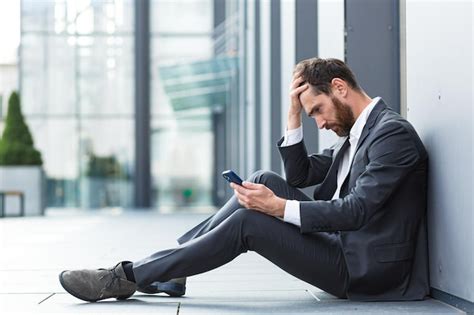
[222,170,243,186]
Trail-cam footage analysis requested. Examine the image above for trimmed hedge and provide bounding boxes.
[0,91,43,166]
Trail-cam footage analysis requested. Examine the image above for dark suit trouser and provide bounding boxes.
[132,170,349,298]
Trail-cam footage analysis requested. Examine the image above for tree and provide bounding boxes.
[0,91,43,165]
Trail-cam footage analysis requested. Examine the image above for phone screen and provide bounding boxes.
[222,170,243,186]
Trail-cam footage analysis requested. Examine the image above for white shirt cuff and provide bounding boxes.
[281,125,303,147]
[283,200,301,227]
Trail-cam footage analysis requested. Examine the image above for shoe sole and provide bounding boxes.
[59,271,99,302]
[137,282,186,297]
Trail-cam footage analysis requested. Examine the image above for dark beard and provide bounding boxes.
[331,96,355,137]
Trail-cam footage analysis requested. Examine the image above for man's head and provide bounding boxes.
[294,58,365,137]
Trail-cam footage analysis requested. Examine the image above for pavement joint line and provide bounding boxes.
[0,292,46,295]
[38,293,55,304]
[176,301,181,315]
[0,292,63,295]
[0,270,64,272]
[432,298,470,314]
[306,289,321,302]
[193,289,308,292]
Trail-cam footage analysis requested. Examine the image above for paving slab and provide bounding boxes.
[134,289,314,303]
[0,293,51,314]
[178,299,464,314]
[37,293,178,314]
[0,210,466,314]
[0,270,63,294]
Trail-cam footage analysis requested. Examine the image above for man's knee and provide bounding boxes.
[247,170,283,185]
[228,208,264,233]
[228,208,265,250]
[230,208,257,223]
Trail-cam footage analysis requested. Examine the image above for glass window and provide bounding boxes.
[27,118,79,207]
[150,0,215,211]
[79,119,134,208]
[20,0,134,209]
[151,0,212,34]
[22,34,77,115]
[77,35,134,115]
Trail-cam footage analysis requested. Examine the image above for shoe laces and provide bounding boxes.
[98,263,123,298]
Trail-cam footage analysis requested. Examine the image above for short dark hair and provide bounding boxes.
[294,58,361,95]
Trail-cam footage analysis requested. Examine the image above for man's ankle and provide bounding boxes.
[122,262,136,282]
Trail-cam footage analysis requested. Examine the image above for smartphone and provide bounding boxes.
[222,170,243,186]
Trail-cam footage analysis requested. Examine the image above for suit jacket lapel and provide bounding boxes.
[353,99,387,154]
[317,137,350,200]
[339,99,388,197]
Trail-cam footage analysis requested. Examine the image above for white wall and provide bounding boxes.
[405,0,474,302]
[259,0,271,170]
[317,0,344,151]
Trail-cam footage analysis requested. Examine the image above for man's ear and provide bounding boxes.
[331,78,348,98]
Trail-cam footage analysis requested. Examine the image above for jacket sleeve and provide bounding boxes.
[298,122,422,234]
[277,137,334,188]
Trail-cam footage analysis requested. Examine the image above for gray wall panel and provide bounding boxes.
[270,0,282,174]
[345,0,400,113]
[405,0,473,303]
[295,0,319,155]
[254,0,261,171]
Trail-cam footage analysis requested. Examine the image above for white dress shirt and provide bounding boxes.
[281,97,381,227]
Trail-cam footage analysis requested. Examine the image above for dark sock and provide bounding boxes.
[122,262,136,282]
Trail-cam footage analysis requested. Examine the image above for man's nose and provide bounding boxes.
[315,116,326,129]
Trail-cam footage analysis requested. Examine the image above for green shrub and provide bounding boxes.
[85,154,123,178]
[0,91,43,166]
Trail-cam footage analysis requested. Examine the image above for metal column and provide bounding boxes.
[270,0,282,174]
[134,0,151,208]
[295,0,319,153]
[345,0,400,113]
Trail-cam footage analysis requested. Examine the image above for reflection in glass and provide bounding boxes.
[79,119,133,208]
[151,0,218,211]
[20,0,134,208]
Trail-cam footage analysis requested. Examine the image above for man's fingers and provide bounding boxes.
[291,76,305,90]
[295,83,309,93]
[232,184,247,195]
[235,192,250,208]
[290,83,308,97]
[234,187,254,201]
[242,181,261,190]
[292,71,302,80]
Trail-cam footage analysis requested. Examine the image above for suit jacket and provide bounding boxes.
[277,99,430,301]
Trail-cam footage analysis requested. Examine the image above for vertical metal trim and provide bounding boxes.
[399,0,407,118]
[214,0,226,27]
[392,0,401,114]
[134,0,151,208]
[270,0,281,174]
[254,0,261,170]
[212,0,226,207]
[239,0,248,175]
[295,0,319,154]
[259,0,271,171]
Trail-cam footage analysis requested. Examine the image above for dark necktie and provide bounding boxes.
[318,137,350,200]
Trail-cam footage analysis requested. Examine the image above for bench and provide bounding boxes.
[0,191,25,217]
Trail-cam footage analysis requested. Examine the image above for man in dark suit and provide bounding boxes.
[59,58,429,302]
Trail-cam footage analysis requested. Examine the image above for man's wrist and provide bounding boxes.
[287,112,302,130]
[274,197,287,218]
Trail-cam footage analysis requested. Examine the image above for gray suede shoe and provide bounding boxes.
[59,262,137,302]
[137,277,186,297]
